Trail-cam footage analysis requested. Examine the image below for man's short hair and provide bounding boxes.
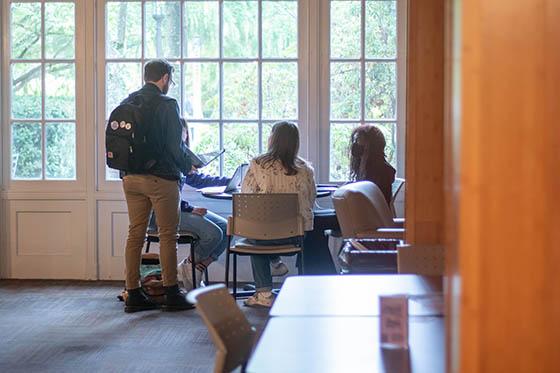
[144,59,174,83]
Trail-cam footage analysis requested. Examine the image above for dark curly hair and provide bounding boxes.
[349,124,387,181]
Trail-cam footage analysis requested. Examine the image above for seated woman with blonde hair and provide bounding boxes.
[241,121,316,308]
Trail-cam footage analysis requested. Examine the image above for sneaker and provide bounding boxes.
[244,291,275,308]
[178,258,203,291]
[124,288,158,313]
[270,260,289,277]
[162,284,195,311]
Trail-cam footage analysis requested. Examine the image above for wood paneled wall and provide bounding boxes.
[405,0,445,245]
[450,1,560,371]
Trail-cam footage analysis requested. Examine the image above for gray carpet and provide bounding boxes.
[0,280,270,373]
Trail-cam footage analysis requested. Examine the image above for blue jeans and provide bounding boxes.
[248,237,303,292]
[179,210,228,263]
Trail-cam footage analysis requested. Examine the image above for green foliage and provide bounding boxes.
[10,0,398,182]
[12,123,42,179]
[46,123,76,179]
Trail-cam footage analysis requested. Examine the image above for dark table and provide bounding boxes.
[200,185,337,200]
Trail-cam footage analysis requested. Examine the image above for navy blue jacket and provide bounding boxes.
[180,173,231,213]
[121,83,192,180]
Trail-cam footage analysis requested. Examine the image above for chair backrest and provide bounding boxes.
[397,244,445,275]
[390,178,405,217]
[332,181,395,238]
[230,193,304,240]
[187,284,256,373]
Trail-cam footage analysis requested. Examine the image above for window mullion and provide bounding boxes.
[360,0,365,126]
[257,0,263,153]
[41,1,46,180]
[218,0,224,175]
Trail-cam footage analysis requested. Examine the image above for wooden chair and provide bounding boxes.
[145,213,208,287]
[225,193,305,298]
[187,284,256,373]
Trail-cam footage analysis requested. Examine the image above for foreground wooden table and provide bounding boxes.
[270,275,444,317]
[247,316,444,373]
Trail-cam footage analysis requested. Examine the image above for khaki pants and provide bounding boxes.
[123,174,180,289]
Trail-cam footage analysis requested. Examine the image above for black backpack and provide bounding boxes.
[105,94,166,172]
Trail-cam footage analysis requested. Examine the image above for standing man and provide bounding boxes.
[120,59,193,313]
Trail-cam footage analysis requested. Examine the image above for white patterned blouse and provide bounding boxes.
[240,158,316,231]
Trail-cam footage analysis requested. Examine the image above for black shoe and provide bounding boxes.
[124,288,158,313]
[162,284,195,312]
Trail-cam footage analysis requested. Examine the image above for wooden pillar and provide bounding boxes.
[449,1,560,371]
[405,0,445,245]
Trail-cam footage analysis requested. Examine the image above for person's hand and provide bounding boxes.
[188,166,198,174]
[192,207,207,216]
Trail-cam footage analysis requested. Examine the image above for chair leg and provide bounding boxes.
[233,253,238,298]
[190,240,197,289]
[145,239,151,254]
[204,268,209,284]
[225,236,232,288]
[298,251,305,275]
[299,236,305,275]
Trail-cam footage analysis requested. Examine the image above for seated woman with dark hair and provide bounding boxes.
[349,124,396,205]
[241,121,316,308]
[302,124,396,276]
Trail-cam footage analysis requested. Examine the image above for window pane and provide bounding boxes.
[167,61,181,103]
[12,122,42,179]
[223,62,258,119]
[184,62,219,119]
[10,3,41,59]
[106,63,142,118]
[188,122,220,176]
[374,122,396,167]
[45,63,75,119]
[330,1,361,58]
[106,2,142,59]
[46,122,76,180]
[261,122,273,152]
[366,0,397,59]
[262,1,297,58]
[11,63,42,119]
[261,121,298,153]
[262,62,298,120]
[184,1,219,58]
[223,123,258,176]
[45,2,75,59]
[365,62,396,120]
[330,62,360,120]
[106,168,120,181]
[144,1,181,58]
[223,1,258,58]
[329,122,358,181]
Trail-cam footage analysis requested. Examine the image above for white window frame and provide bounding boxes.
[97,0,307,191]
[1,0,87,193]
[93,0,405,190]
[315,0,406,182]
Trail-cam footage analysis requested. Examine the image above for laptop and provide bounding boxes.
[186,148,225,168]
[198,163,249,194]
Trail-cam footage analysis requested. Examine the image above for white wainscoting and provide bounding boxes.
[96,189,264,282]
[97,200,128,280]
[6,200,88,279]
